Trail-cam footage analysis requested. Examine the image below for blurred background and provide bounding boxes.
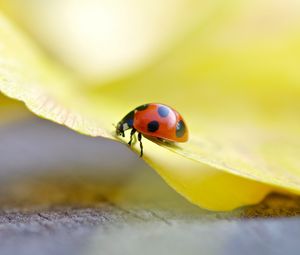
[1,0,300,254]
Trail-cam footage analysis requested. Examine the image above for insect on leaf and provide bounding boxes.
[1,0,300,211]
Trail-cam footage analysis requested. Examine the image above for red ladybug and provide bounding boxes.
[116,103,188,157]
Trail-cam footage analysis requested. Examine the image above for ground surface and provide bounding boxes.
[1,117,300,255]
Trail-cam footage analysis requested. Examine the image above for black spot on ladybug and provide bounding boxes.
[176,120,185,137]
[147,120,159,132]
[157,106,170,118]
[136,104,149,111]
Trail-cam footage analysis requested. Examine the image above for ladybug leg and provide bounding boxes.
[138,132,143,157]
[128,128,136,146]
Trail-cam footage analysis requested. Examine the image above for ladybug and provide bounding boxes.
[116,103,188,157]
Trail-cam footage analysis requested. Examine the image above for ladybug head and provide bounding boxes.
[116,121,125,137]
[116,110,134,137]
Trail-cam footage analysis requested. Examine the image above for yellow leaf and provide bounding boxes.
[1,0,300,211]
[0,94,29,124]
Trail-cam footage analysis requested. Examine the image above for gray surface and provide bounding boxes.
[0,117,300,255]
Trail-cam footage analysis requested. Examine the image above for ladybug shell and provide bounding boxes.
[133,103,188,142]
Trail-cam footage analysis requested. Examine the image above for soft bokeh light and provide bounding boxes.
[1,0,209,83]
